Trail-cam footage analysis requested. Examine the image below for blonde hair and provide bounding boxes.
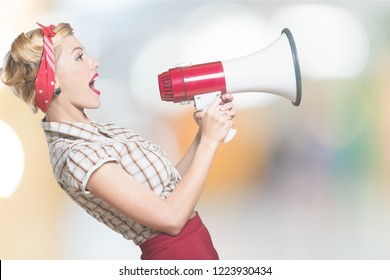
[0,23,73,113]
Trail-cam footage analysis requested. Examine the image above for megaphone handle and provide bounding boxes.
[194,92,237,143]
[224,128,237,143]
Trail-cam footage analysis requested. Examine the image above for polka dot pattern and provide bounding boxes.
[34,23,56,113]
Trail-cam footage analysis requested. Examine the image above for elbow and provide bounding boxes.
[165,226,182,236]
[161,214,187,236]
[165,220,186,236]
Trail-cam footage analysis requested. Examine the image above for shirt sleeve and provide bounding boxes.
[66,143,119,194]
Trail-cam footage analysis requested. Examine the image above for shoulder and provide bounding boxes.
[50,138,118,193]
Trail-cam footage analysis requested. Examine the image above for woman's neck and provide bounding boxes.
[45,102,90,124]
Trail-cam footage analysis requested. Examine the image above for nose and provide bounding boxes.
[89,56,100,69]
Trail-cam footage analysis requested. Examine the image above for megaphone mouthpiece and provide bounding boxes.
[159,61,227,103]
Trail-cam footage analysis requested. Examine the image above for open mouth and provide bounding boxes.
[89,73,100,95]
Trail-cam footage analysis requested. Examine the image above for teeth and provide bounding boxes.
[90,74,98,83]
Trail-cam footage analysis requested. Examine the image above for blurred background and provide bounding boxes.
[1,0,390,259]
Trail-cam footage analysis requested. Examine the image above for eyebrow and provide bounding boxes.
[71,46,85,54]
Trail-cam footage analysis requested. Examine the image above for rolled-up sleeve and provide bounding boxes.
[66,144,118,194]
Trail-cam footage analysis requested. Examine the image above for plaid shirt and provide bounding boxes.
[41,120,181,245]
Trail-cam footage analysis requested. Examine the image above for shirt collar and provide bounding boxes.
[41,119,105,142]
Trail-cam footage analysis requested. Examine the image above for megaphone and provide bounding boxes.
[158,28,302,142]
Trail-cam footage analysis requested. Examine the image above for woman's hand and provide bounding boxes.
[194,93,236,146]
[193,93,235,125]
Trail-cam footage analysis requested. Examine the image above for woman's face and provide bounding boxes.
[55,35,101,109]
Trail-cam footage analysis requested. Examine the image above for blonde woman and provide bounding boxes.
[0,23,236,260]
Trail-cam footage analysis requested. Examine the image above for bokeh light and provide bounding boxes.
[302,80,371,148]
[0,121,25,198]
[129,32,190,115]
[272,3,370,80]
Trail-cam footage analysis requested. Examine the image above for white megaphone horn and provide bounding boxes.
[158,28,302,142]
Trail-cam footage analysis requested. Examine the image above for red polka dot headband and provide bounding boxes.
[34,23,56,113]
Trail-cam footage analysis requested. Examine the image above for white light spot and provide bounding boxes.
[272,4,370,80]
[0,121,25,198]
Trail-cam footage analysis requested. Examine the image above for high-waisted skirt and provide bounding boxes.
[140,213,219,260]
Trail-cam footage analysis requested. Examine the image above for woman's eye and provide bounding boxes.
[76,53,84,60]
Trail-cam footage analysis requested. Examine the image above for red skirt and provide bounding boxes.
[140,213,219,260]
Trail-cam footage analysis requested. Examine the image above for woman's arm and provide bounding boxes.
[175,93,235,176]
[174,130,200,176]
[87,97,235,236]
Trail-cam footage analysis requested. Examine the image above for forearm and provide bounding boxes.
[175,130,201,176]
[166,138,219,229]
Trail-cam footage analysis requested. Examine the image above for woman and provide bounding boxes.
[0,23,236,260]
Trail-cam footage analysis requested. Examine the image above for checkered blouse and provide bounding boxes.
[41,120,182,245]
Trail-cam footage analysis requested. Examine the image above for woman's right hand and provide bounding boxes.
[196,95,236,147]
